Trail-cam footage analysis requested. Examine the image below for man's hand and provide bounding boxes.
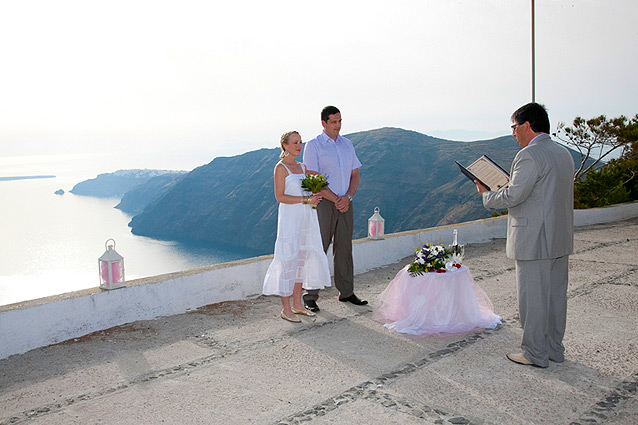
[334,195,350,213]
[318,188,349,212]
[475,180,489,195]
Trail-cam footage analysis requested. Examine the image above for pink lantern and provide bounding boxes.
[368,207,385,240]
[98,239,126,290]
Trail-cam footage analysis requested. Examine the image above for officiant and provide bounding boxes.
[475,102,574,368]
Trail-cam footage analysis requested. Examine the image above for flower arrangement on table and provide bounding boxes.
[300,174,328,209]
[407,243,463,277]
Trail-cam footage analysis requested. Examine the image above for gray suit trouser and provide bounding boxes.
[304,200,354,302]
[515,255,569,367]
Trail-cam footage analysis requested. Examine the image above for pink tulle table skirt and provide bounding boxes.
[373,265,501,336]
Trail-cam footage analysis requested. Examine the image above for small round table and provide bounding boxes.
[373,265,501,336]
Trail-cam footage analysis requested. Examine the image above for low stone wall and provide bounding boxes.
[1,201,636,359]
[0,257,273,360]
[574,201,638,227]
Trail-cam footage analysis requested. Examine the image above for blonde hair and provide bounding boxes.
[279,130,299,159]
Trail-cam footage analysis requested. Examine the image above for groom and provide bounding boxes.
[476,102,574,368]
[302,105,367,312]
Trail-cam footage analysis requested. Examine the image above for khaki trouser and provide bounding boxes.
[304,199,354,301]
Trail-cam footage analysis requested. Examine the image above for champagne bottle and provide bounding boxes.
[450,229,463,258]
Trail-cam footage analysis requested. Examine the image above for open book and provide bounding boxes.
[455,155,510,191]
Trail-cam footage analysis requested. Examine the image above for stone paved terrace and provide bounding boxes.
[1,217,637,425]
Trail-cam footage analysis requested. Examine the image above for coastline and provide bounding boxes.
[0,175,56,181]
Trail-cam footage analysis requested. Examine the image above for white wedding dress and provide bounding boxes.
[262,162,331,296]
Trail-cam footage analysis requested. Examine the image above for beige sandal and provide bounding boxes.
[281,310,301,323]
[292,307,316,317]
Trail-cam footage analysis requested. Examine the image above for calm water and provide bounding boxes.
[0,154,262,306]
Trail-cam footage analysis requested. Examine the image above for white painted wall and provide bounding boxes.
[574,201,638,227]
[0,258,272,360]
[352,214,507,275]
[1,201,636,359]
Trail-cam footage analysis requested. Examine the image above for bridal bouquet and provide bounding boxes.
[408,243,461,277]
[300,174,328,193]
[300,174,328,209]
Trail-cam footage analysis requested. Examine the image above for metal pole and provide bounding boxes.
[531,0,535,102]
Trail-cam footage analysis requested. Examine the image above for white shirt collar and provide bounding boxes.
[320,131,339,143]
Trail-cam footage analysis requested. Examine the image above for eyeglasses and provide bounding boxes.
[511,122,525,131]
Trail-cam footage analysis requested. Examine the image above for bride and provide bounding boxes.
[262,131,331,322]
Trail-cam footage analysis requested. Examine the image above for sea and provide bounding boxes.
[0,153,263,307]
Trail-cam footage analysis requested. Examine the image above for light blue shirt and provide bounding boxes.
[302,132,362,197]
[526,133,545,148]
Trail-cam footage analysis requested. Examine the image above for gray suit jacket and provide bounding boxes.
[482,134,574,260]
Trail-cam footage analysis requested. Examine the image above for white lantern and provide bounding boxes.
[98,238,126,290]
[368,207,385,240]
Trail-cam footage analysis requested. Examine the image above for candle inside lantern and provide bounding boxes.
[369,220,384,237]
[100,261,122,284]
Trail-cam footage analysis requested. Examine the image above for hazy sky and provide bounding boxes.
[1,0,637,172]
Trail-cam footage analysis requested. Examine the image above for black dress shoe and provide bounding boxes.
[339,294,368,305]
[304,300,320,312]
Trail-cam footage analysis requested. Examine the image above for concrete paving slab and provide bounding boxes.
[604,395,638,425]
[309,397,456,424]
[389,322,621,425]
